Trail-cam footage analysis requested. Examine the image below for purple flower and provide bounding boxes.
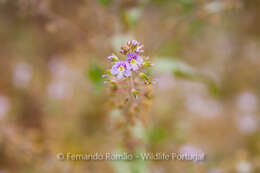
[111,61,131,80]
[126,53,143,71]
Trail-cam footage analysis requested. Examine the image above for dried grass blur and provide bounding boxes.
[0,0,259,172]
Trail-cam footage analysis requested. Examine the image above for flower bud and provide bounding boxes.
[135,45,144,54]
[143,61,154,67]
[132,88,139,99]
[107,54,119,62]
[139,72,152,85]
[104,79,117,88]
[120,45,130,55]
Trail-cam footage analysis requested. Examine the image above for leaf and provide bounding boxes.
[86,60,105,91]
[154,58,193,74]
[122,8,142,28]
[154,57,219,96]
[147,127,167,143]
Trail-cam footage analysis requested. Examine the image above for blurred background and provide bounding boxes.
[0,0,260,172]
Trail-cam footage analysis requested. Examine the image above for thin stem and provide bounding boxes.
[126,75,136,125]
[132,72,135,88]
[129,76,133,97]
[123,76,135,151]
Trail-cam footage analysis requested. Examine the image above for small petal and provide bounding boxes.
[107,56,113,61]
[117,73,123,80]
[136,45,144,54]
[136,56,143,64]
[132,40,138,45]
[132,64,138,71]
[124,70,132,77]
[125,62,131,70]
[111,65,119,75]
[107,54,119,62]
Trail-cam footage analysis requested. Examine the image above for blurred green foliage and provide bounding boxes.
[87,60,105,91]
[122,8,142,28]
[98,0,112,6]
[147,127,167,144]
[154,58,219,96]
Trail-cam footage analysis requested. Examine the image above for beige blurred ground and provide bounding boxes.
[0,0,259,172]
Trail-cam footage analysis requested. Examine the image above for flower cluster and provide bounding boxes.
[120,40,144,55]
[103,40,153,99]
[106,40,146,80]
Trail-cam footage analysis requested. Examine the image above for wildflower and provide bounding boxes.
[126,52,143,71]
[105,40,154,123]
[107,54,119,62]
[111,61,131,80]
